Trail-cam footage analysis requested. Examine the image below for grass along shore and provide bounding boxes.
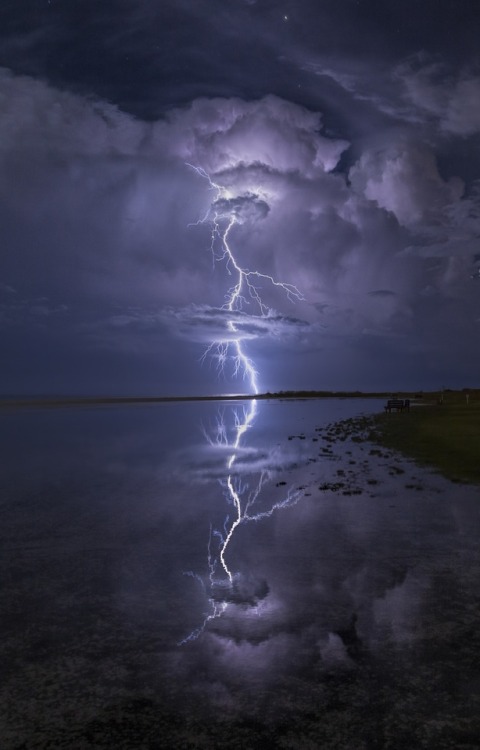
[368,395,480,485]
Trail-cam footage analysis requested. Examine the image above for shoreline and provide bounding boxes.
[338,403,480,486]
[0,390,430,410]
[2,391,479,486]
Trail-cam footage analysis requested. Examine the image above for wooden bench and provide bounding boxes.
[384,399,408,413]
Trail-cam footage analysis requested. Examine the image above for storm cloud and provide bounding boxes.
[1,0,480,394]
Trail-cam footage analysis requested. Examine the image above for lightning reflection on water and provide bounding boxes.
[179,166,304,643]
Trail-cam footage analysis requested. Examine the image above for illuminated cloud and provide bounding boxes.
[1,54,480,393]
[349,142,464,227]
[163,305,310,343]
[211,193,270,223]
[161,95,350,175]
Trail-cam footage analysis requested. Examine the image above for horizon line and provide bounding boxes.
[0,388,467,410]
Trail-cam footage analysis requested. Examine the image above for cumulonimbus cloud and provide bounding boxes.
[159,94,350,175]
[2,65,480,391]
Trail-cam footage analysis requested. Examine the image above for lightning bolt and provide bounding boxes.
[187,163,304,395]
[178,164,304,644]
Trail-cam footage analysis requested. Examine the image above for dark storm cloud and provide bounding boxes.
[1,0,478,120]
[1,0,480,392]
[0,0,311,116]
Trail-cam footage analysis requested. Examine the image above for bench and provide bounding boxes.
[384,399,410,413]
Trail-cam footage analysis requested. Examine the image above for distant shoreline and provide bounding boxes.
[2,390,479,483]
[0,389,437,410]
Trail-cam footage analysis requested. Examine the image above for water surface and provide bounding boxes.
[1,399,479,748]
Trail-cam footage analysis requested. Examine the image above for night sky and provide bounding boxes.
[1,0,480,396]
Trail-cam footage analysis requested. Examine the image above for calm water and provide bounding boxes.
[1,399,480,749]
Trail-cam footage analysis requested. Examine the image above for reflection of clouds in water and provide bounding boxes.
[319,633,354,669]
[172,474,478,701]
[4,402,479,746]
[209,574,269,607]
[207,631,296,680]
[174,438,315,483]
[208,589,289,647]
[372,571,425,644]
[167,403,320,483]
[123,400,480,720]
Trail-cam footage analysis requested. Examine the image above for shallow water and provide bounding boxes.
[1,399,480,749]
